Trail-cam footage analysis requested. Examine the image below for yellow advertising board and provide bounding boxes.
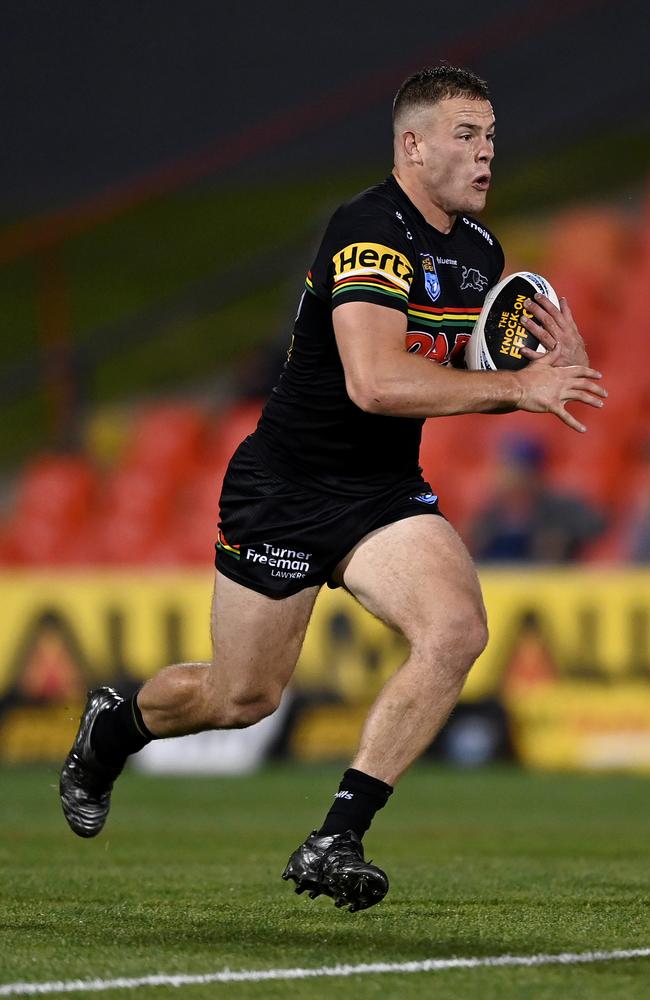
[0,568,648,769]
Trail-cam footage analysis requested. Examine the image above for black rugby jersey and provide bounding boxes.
[252,174,504,495]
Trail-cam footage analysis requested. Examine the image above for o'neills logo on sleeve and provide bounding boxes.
[332,242,414,291]
[246,544,312,581]
[461,217,494,245]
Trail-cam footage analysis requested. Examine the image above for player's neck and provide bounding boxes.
[391,169,456,234]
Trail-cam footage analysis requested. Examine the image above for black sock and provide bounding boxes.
[91,690,156,770]
[318,768,393,840]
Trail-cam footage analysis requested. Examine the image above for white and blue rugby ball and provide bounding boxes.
[465,271,559,371]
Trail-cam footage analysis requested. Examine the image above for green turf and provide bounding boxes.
[0,764,648,998]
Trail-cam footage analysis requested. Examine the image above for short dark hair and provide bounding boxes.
[393,65,490,126]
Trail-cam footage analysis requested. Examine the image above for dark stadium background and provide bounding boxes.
[3,0,649,212]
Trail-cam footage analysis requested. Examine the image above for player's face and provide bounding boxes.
[415,97,495,217]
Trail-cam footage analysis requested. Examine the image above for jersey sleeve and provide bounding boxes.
[312,199,416,315]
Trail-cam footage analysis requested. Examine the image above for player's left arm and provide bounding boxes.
[520,293,589,367]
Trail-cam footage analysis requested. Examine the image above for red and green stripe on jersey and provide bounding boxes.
[306,267,410,306]
[332,272,409,305]
[406,304,481,363]
[307,269,408,303]
[408,302,481,330]
[306,266,481,336]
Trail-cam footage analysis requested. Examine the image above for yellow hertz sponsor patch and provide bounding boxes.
[332,243,414,291]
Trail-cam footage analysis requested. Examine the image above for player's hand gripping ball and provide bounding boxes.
[465,272,559,371]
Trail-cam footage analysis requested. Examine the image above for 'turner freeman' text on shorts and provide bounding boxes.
[215,437,442,598]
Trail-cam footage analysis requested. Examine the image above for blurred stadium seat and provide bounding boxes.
[13,454,97,521]
[150,465,225,566]
[202,400,263,465]
[122,403,208,478]
[547,445,619,509]
[1,455,99,565]
[545,207,634,294]
[543,208,636,366]
[94,465,177,564]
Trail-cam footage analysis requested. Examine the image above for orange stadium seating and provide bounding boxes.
[122,403,209,479]
[1,455,99,565]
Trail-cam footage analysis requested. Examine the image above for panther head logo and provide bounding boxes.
[461,266,488,291]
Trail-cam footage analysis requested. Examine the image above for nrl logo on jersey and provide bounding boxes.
[421,254,441,302]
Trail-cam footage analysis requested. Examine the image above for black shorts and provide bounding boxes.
[215,437,442,598]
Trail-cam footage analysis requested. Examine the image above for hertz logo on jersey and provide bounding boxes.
[332,243,414,290]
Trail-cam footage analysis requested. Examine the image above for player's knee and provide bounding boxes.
[451,601,488,674]
[414,600,488,677]
[463,610,489,665]
[221,686,282,728]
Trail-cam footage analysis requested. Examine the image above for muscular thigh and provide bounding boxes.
[334,515,486,646]
[210,570,319,697]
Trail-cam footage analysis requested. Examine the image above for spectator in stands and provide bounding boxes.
[469,434,606,563]
[629,512,650,562]
[624,434,650,563]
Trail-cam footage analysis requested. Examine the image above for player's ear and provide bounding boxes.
[402,130,423,165]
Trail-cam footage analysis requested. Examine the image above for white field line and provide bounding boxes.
[1,949,649,996]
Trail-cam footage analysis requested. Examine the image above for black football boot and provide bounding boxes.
[60,686,125,838]
[282,830,389,912]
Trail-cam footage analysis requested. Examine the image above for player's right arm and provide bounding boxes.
[334,300,607,433]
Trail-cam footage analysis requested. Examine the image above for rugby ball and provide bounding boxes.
[465,271,559,371]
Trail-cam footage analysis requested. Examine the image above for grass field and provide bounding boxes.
[1,764,648,998]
